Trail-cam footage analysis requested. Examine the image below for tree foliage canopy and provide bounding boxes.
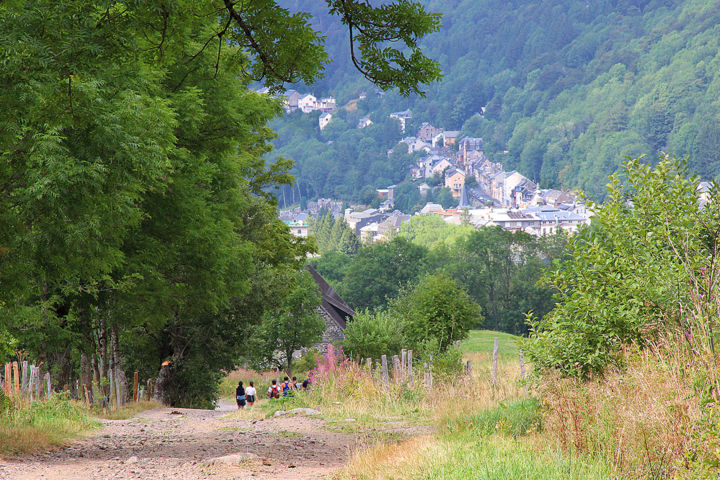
[524,156,718,377]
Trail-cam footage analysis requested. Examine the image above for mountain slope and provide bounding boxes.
[273,0,720,200]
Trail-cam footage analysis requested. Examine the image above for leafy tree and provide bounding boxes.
[390,273,482,354]
[524,156,710,377]
[0,0,440,405]
[247,271,324,375]
[399,215,474,249]
[342,237,427,311]
[443,227,565,335]
[309,251,351,286]
[342,309,405,359]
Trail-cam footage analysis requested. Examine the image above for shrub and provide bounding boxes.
[342,310,405,360]
[391,273,482,354]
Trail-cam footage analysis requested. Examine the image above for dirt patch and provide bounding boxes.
[0,401,356,480]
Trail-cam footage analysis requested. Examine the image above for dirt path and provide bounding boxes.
[0,401,357,480]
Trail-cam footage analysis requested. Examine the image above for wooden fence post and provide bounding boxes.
[519,351,527,394]
[21,361,28,394]
[28,366,35,401]
[108,369,115,410]
[147,379,154,401]
[44,372,52,398]
[392,355,400,383]
[114,369,122,409]
[428,355,434,390]
[35,366,41,400]
[401,350,407,378]
[381,355,389,384]
[133,371,139,402]
[408,350,413,384]
[4,363,10,396]
[13,362,20,395]
[365,358,372,370]
[466,360,473,377]
[491,337,499,386]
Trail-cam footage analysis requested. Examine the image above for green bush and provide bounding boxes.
[11,392,98,433]
[294,348,319,374]
[342,309,406,359]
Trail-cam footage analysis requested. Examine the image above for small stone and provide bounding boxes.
[205,452,259,466]
[344,418,356,422]
[126,456,139,465]
[287,408,321,416]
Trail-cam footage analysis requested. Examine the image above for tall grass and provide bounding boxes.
[536,332,720,479]
[0,392,99,457]
[334,432,615,480]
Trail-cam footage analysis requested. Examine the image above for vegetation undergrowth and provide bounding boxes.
[334,431,615,480]
[0,392,99,457]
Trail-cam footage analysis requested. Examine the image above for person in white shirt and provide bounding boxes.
[245,381,257,407]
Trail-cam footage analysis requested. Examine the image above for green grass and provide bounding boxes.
[446,398,542,438]
[0,393,100,457]
[461,330,521,360]
[416,434,616,480]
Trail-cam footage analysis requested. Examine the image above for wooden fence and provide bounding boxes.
[0,360,155,410]
[361,338,527,390]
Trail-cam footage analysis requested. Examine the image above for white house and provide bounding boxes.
[319,112,332,130]
[318,97,336,112]
[389,109,412,133]
[298,94,317,113]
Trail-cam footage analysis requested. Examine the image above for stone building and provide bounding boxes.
[306,265,355,354]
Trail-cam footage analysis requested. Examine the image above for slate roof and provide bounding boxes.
[306,265,355,330]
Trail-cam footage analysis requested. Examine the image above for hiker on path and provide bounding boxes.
[282,376,292,397]
[291,376,299,391]
[246,381,257,407]
[236,381,246,410]
[268,379,280,399]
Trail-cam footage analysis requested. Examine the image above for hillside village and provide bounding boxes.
[279,100,593,242]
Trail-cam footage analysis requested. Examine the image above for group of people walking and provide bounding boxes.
[235,376,311,409]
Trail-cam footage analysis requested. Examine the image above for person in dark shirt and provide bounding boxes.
[235,381,246,410]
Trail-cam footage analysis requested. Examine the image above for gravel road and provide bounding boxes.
[0,401,354,480]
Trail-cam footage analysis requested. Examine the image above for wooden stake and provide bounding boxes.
[491,337,499,386]
[44,372,52,398]
[408,350,413,384]
[381,355,389,384]
[13,362,20,395]
[28,366,35,401]
[519,351,527,394]
[4,363,10,396]
[401,349,407,376]
[114,368,122,409]
[133,371,139,402]
[365,358,372,370]
[108,369,115,410]
[392,355,400,382]
[35,366,41,400]
[466,360,473,377]
[21,361,28,394]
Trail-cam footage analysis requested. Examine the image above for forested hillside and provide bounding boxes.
[275,0,720,200]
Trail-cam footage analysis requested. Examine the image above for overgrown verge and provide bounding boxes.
[522,158,720,479]
[0,392,99,457]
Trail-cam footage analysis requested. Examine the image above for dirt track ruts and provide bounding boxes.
[0,401,355,480]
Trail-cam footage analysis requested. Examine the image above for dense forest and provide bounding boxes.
[274,0,720,201]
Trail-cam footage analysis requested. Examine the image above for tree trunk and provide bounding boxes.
[81,352,94,404]
[110,325,126,406]
[96,320,108,405]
